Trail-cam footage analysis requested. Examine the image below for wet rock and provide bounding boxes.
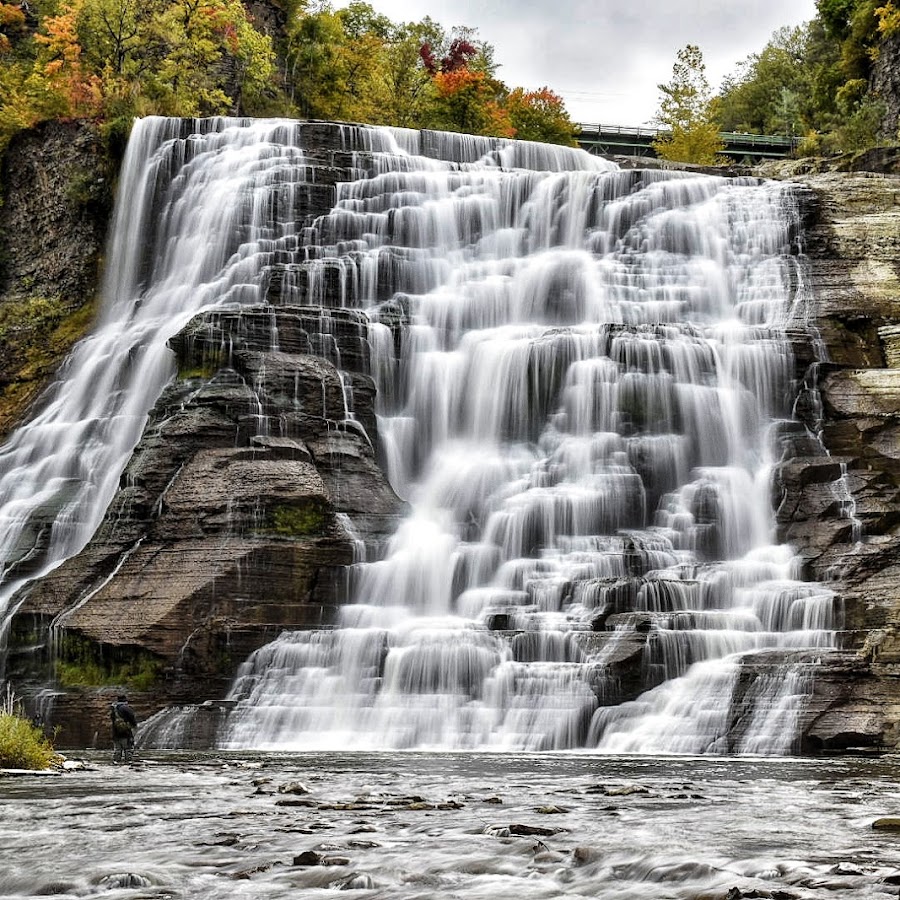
[277,780,310,795]
[349,824,378,834]
[535,805,568,814]
[231,862,277,879]
[482,795,503,804]
[508,823,562,836]
[292,850,351,866]
[346,840,381,849]
[572,846,603,865]
[337,872,376,889]
[872,817,900,830]
[531,841,566,864]
[829,862,864,875]
[95,873,153,889]
[482,824,511,837]
[203,833,240,847]
[275,798,317,807]
[590,783,650,796]
[35,882,79,895]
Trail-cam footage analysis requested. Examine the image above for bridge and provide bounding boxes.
[577,124,798,163]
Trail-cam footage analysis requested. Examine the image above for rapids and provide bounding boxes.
[1,753,899,899]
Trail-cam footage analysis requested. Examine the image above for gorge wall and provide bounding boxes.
[766,157,900,750]
[0,120,112,441]
[0,122,899,752]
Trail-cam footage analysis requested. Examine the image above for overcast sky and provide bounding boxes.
[347,0,819,126]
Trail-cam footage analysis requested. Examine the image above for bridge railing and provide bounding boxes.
[577,123,799,150]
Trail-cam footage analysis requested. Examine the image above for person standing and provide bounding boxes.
[110,694,138,763]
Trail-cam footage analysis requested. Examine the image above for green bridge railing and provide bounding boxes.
[577,123,799,162]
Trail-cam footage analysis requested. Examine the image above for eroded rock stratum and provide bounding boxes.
[2,129,900,751]
[770,167,900,750]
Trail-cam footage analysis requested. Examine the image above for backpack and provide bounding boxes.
[111,703,133,738]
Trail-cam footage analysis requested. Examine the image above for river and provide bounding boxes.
[1,752,898,898]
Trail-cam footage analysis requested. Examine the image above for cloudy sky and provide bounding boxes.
[351,0,819,126]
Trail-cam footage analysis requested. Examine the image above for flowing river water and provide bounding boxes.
[2,753,899,899]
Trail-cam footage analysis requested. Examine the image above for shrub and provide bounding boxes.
[0,712,57,770]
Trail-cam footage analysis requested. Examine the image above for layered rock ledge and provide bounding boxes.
[763,162,900,750]
[4,130,900,752]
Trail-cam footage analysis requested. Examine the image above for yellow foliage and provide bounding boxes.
[876,2,900,35]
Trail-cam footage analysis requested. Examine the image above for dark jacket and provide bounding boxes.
[111,701,137,737]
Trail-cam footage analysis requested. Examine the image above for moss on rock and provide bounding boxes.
[0,297,97,440]
[269,500,328,537]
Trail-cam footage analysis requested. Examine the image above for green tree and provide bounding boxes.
[652,44,724,164]
[371,18,441,127]
[505,86,577,145]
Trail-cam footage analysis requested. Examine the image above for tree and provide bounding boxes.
[32,0,102,118]
[146,0,276,116]
[0,1,26,55]
[652,44,724,164]
[430,67,512,136]
[505,86,577,145]
[370,18,442,127]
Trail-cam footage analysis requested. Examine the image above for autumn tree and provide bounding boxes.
[429,68,512,136]
[145,0,275,116]
[0,1,26,55]
[652,44,724,164]
[32,0,102,118]
[505,87,577,145]
[373,18,441,127]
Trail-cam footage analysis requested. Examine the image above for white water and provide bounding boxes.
[3,753,900,900]
[215,122,837,752]
[0,118,839,752]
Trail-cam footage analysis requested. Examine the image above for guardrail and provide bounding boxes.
[576,124,799,160]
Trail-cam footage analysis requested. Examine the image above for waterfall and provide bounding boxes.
[0,117,838,753]
[0,117,318,620]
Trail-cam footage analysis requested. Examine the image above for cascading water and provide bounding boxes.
[217,121,836,753]
[0,116,839,753]
[0,118,321,625]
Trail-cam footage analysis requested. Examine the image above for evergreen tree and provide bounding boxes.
[652,44,724,165]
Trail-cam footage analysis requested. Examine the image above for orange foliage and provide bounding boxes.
[505,86,577,145]
[433,68,513,137]
[35,0,102,117]
[1,2,26,54]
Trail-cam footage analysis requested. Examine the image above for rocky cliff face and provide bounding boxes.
[7,303,405,745]
[0,120,111,439]
[872,32,900,140]
[3,126,900,752]
[759,159,900,750]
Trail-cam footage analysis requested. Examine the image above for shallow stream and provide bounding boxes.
[1,753,898,898]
